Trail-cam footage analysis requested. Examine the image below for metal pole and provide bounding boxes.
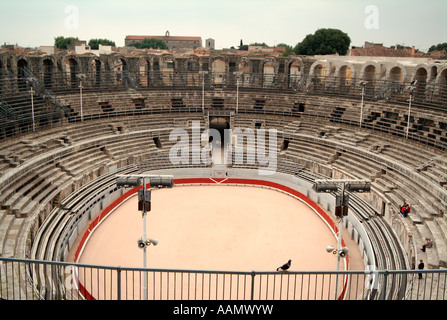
[142,177,148,300]
[334,182,344,300]
[406,91,412,140]
[79,81,83,122]
[30,86,35,132]
[117,267,121,300]
[236,78,239,114]
[359,86,364,128]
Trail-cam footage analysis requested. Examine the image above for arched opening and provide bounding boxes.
[42,59,54,89]
[338,65,352,89]
[288,60,301,88]
[212,59,225,87]
[389,66,403,82]
[313,64,326,78]
[139,60,151,87]
[363,65,376,97]
[92,59,101,87]
[363,65,376,81]
[113,58,128,86]
[439,69,447,97]
[430,66,438,82]
[17,59,28,91]
[153,60,161,85]
[67,58,78,88]
[414,68,427,99]
[262,60,275,87]
[311,64,326,89]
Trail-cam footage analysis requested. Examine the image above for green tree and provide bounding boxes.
[129,38,168,49]
[428,42,447,52]
[277,43,294,57]
[54,36,78,49]
[250,42,269,47]
[88,38,116,50]
[293,28,351,55]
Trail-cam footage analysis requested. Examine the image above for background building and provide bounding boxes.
[125,31,202,52]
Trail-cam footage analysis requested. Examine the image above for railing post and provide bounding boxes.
[381,271,388,300]
[117,267,121,301]
[250,271,256,300]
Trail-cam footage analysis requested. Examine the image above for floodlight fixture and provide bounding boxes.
[345,182,371,193]
[313,183,338,193]
[116,176,142,188]
[149,175,175,188]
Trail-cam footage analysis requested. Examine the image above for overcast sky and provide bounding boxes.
[0,0,446,52]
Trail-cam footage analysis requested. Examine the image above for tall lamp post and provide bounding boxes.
[234,72,243,114]
[313,179,371,300]
[406,85,416,140]
[116,174,174,300]
[76,74,86,122]
[199,71,208,114]
[29,85,35,132]
[359,81,368,128]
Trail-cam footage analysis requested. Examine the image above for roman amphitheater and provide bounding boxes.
[0,49,446,300]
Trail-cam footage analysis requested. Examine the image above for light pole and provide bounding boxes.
[29,85,35,132]
[116,174,174,300]
[199,71,208,114]
[313,179,371,300]
[234,72,243,114]
[359,81,368,128]
[406,85,416,140]
[77,74,86,122]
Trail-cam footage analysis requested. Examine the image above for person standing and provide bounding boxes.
[418,259,424,279]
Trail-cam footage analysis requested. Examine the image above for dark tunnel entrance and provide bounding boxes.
[208,116,230,165]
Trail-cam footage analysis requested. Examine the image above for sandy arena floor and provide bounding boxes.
[77,185,355,271]
[73,185,364,299]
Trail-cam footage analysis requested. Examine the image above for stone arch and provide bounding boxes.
[429,65,438,82]
[90,58,102,87]
[413,65,429,99]
[412,64,429,82]
[436,66,447,85]
[136,57,151,87]
[360,62,379,81]
[437,67,447,96]
[308,61,330,88]
[17,57,29,91]
[337,62,356,87]
[288,58,302,76]
[311,62,327,77]
[389,66,403,82]
[261,57,275,87]
[211,57,226,86]
[286,58,302,89]
[384,62,406,82]
[65,56,80,88]
[42,58,55,88]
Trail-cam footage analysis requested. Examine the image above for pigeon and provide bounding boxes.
[276,259,291,272]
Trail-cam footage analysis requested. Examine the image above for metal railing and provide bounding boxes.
[1,70,446,148]
[1,257,445,300]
